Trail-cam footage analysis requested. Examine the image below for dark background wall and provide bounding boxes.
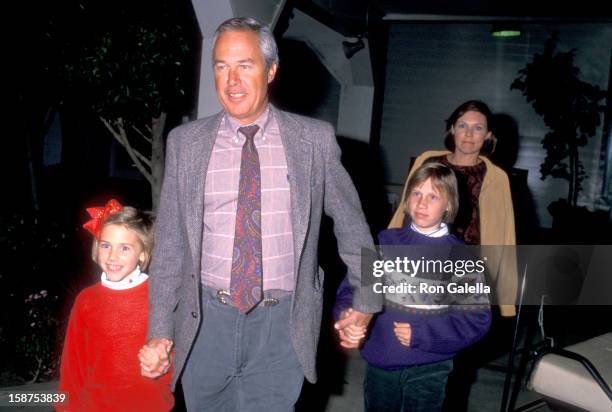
[378,22,612,228]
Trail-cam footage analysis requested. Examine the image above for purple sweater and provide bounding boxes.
[334,226,492,370]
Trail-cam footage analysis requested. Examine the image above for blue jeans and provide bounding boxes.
[364,360,453,412]
[181,289,304,412]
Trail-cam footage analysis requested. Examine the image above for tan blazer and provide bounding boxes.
[389,150,518,316]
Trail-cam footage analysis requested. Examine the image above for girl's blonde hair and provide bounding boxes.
[91,207,155,269]
[405,162,459,224]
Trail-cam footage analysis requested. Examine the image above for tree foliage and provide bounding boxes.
[511,34,605,207]
[59,1,192,123]
[43,0,197,209]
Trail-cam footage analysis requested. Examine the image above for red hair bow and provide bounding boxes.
[83,199,124,239]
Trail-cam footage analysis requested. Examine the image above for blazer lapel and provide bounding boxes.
[273,107,312,259]
[184,112,224,268]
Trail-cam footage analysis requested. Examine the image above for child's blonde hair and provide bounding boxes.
[91,207,155,269]
[405,162,459,224]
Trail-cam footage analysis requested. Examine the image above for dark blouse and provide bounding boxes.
[428,155,487,245]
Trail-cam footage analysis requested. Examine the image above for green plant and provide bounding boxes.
[0,212,70,383]
[511,34,606,207]
[16,290,60,383]
[44,0,195,210]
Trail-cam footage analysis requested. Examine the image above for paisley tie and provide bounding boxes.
[229,125,263,312]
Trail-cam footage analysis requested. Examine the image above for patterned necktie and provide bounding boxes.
[230,124,263,312]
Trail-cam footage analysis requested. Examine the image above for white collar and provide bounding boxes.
[410,222,449,238]
[101,266,149,290]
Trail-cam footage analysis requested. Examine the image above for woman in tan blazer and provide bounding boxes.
[389,100,517,317]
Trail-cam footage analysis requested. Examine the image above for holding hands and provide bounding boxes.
[139,338,173,379]
[334,308,373,349]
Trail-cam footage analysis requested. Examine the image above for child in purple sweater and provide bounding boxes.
[335,163,491,412]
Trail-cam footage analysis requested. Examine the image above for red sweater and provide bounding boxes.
[58,280,174,412]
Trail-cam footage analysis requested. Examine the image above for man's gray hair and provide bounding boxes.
[214,17,279,69]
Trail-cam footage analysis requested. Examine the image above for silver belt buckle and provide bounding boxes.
[216,289,230,305]
[216,289,279,307]
[262,297,279,307]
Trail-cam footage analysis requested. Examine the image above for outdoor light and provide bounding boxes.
[491,23,522,37]
[342,35,365,59]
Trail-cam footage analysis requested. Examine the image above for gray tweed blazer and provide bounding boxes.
[147,106,382,388]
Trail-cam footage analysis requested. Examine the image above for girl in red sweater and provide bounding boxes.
[57,199,174,412]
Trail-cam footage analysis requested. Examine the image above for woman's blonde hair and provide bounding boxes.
[405,162,459,224]
[91,207,155,269]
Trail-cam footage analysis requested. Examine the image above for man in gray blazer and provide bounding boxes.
[140,17,381,411]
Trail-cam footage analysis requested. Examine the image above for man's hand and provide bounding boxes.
[393,322,412,347]
[334,308,373,349]
[139,338,173,379]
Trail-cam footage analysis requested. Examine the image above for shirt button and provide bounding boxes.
[191,312,198,318]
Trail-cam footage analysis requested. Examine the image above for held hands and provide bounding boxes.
[139,338,173,379]
[393,322,412,347]
[334,308,373,349]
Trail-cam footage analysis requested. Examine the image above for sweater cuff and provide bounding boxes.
[408,321,424,350]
